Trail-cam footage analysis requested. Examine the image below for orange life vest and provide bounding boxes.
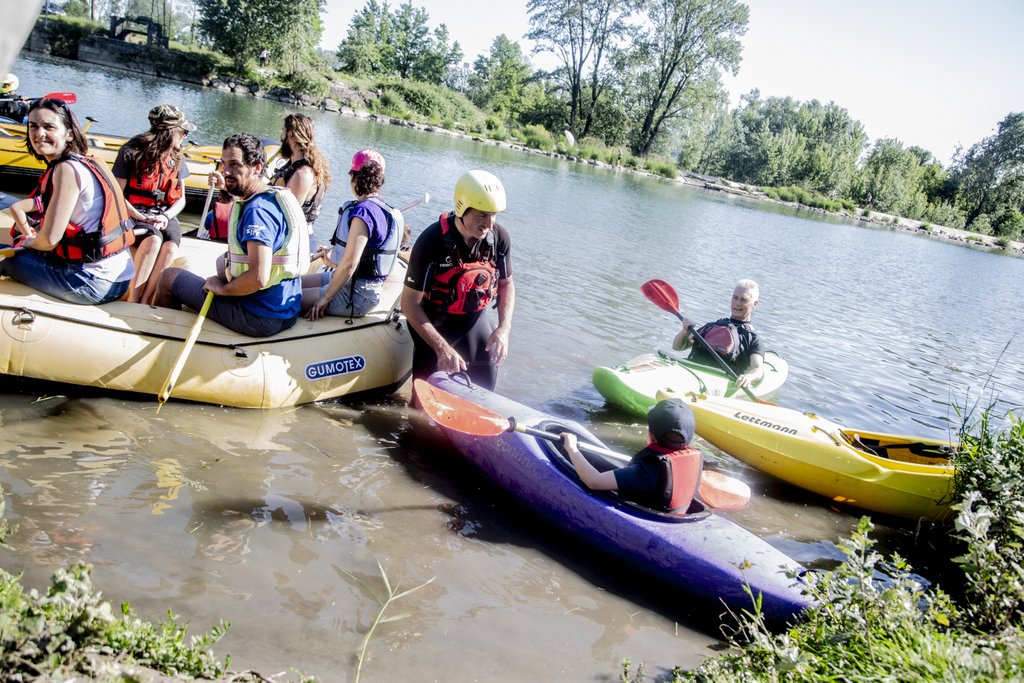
[635,443,703,512]
[123,155,184,209]
[422,211,499,315]
[28,154,135,263]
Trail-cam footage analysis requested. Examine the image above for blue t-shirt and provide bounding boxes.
[234,192,301,320]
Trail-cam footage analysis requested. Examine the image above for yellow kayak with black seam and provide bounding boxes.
[668,390,956,521]
[0,121,280,211]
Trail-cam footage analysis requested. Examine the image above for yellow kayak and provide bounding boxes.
[672,391,957,521]
[0,121,280,209]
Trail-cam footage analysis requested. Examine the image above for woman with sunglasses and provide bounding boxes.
[3,97,134,304]
[111,104,195,303]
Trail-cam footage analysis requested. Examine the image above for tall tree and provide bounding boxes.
[623,0,747,157]
[336,0,461,85]
[336,0,395,75]
[197,0,309,70]
[527,0,633,138]
[467,35,532,122]
[949,112,1024,227]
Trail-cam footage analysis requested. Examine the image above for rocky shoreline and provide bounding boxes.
[205,74,1024,258]
[24,31,1023,258]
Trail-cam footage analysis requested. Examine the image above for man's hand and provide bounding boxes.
[485,325,510,364]
[203,276,228,296]
[435,343,467,374]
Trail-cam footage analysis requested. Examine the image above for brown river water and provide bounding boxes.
[1,53,1022,681]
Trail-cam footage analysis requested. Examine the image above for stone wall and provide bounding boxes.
[76,36,214,85]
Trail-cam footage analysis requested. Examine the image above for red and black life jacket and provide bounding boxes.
[692,318,750,364]
[123,155,184,209]
[422,211,499,315]
[21,154,134,263]
[633,443,703,512]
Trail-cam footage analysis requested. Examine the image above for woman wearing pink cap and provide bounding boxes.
[300,148,403,320]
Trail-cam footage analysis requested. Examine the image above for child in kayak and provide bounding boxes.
[560,398,703,512]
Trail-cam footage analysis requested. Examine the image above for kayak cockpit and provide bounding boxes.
[534,420,710,523]
[839,430,954,466]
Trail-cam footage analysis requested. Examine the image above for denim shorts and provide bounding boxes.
[0,249,129,304]
[321,276,383,318]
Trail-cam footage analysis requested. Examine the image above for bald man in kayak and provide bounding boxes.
[672,278,765,389]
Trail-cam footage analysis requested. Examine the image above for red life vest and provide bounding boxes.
[636,443,703,512]
[23,154,134,263]
[422,211,499,315]
[123,155,184,209]
[205,199,232,241]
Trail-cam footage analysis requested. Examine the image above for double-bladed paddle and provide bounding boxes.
[415,379,751,510]
[641,278,770,404]
[0,91,77,104]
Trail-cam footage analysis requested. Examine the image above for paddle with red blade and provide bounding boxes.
[0,91,76,104]
[415,379,751,510]
[641,278,769,404]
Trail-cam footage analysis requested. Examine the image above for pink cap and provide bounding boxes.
[351,148,385,172]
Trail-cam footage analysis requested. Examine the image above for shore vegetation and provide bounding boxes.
[38,2,1021,245]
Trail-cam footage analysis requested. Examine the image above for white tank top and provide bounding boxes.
[65,158,133,282]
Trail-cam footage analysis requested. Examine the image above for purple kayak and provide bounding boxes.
[426,372,812,624]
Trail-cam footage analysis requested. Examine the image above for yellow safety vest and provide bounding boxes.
[226,187,309,287]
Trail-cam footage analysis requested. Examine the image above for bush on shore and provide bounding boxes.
[665,411,1024,682]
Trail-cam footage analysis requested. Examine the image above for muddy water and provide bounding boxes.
[1,52,1023,681]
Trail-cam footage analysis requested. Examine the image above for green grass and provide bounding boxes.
[663,410,1024,683]
[0,563,231,679]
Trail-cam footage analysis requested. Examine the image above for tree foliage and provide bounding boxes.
[949,112,1024,233]
[466,35,533,123]
[336,0,462,85]
[622,0,746,156]
[527,0,634,138]
[196,0,320,71]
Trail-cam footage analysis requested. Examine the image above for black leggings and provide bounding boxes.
[411,310,498,390]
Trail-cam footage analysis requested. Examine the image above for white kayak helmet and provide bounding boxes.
[1,74,19,95]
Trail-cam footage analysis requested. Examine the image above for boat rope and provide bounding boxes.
[0,303,403,350]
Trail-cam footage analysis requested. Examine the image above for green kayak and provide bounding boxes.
[592,349,789,416]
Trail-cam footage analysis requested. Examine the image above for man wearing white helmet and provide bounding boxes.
[401,169,515,390]
[0,73,28,122]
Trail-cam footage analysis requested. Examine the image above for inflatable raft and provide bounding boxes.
[0,121,280,210]
[593,349,789,416]
[0,237,412,408]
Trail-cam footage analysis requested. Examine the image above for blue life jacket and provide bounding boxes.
[330,197,400,280]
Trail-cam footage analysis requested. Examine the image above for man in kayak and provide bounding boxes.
[154,132,308,337]
[0,73,29,122]
[560,398,703,512]
[672,278,764,389]
[401,169,515,390]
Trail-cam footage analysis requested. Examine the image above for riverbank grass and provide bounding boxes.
[0,562,231,679]
[669,412,1024,682]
